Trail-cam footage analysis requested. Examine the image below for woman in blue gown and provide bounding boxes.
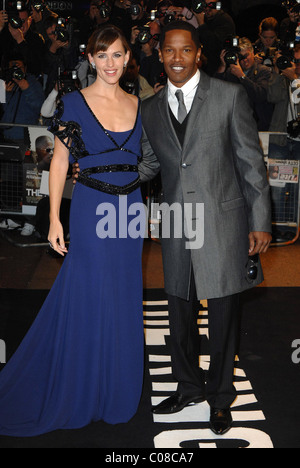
[0,26,145,437]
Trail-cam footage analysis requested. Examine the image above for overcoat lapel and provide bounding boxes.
[182,72,211,157]
[157,86,182,152]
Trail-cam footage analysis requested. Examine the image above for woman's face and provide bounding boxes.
[88,38,130,86]
[259,30,277,49]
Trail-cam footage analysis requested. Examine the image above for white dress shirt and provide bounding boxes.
[168,70,201,121]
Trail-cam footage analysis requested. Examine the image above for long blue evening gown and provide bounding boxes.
[0,91,145,437]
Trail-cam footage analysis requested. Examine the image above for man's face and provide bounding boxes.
[19,11,32,35]
[9,60,26,74]
[46,24,56,41]
[259,30,277,49]
[159,29,201,88]
[36,138,54,165]
[239,49,255,71]
[204,0,219,20]
[294,51,300,77]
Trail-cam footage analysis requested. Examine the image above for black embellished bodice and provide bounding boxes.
[48,90,142,196]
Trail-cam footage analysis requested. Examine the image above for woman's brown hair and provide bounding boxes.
[86,24,131,58]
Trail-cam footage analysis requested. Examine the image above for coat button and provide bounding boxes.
[181,163,187,168]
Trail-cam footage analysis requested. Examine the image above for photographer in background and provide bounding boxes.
[280,0,300,43]
[30,0,58,42]
[216,37,274,131]
[0,55,44,141]
[267,43,300,158]
[194,0,236,75]
[79,0,111,45]
[120,54,155,100]
[43,16,78,97]
[0,5,45,78]
[266,43,300,236]
[254,17,280,68]
[130,20,164,87]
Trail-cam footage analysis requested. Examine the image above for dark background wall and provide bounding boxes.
[45,0,289,41]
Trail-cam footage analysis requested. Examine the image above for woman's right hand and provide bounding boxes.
[48,218,68,257]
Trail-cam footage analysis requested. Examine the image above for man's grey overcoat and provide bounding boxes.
[139,72,272,300]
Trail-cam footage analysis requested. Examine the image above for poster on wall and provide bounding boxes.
[22,126,55,214]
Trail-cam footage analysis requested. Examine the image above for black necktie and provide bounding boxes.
[175,89,187,124]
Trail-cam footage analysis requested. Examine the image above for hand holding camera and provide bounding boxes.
[3,64,29,91]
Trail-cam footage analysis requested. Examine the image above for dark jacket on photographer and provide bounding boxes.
[215,62,274,131]
[32,6,58,42]
[1,74,44,140]
[0,26,46,77]
[267,73,298,146]
[43,37,79,97]
[197,10,236,76]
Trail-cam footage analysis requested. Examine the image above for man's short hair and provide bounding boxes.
[159,20,201,50]
[239,37,254,53]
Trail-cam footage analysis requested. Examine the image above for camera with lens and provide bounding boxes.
[55,17,72,43]
[287,118,300,138]
[191,0,222,14]
[254,45,278,67]
[157,71,167,86]
[223,36,241,66]
[97,0,111,19]
[29,0,46,12]
[58,69,78,95]
[1,64,26,82]
[4,0,25,29]
[276,41,295,70]
[163,10,177,24]
[130,1,142,16]
[137,25,153,44]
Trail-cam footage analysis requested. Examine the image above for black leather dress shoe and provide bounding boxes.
[152,392,206,414]
[210,408,233,435]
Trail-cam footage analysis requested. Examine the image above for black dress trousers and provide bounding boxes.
[167,268,240,410]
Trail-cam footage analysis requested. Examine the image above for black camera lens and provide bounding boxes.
[12,67,25,81]
[246,254,259,282]
[224,52,238,65]
[163,12,176,25]
[248,264,258,280]
[276,55,293,70]
[8,15,23,29]
[191,0,206,13]
[31,0,45,11]
[130,3,142,16]
[56,28,69,42]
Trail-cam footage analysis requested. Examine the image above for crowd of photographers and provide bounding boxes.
[0,0,300,236]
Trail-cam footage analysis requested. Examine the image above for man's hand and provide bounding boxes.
[8,24,25,44]
[50,39,69,54]
[194,11,205,26]
[229,60,245,79]
[249,231,272,256]
[281,62,298,82]
[31,8,42,23]
[130,26,139,45]
[72,162,80,184]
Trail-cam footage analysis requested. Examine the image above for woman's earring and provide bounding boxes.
[124,62,127,68]
[91,63,96,69]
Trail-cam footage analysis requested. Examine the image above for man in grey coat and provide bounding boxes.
[138,21,272,435]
